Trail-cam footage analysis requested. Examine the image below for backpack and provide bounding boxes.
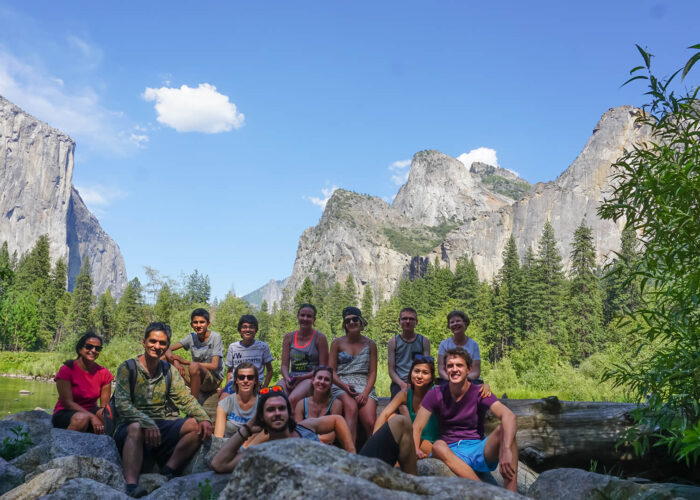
[103,359,172,437]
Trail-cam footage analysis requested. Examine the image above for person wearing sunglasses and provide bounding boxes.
[211,387,417,475]
[52,333,113,434]
[329,306,378,444]
[214,362,260,439]
[279,303,330,408]
[294,365,343,444]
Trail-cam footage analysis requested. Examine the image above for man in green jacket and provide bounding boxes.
[115,322,212,498]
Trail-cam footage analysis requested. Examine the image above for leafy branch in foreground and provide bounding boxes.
[599,43,700,465]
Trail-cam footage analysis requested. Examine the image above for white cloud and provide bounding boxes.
[66,35,103,68]
[142,83,245,133]
[306,186,338,209]
[0,49,145,155]
[388,158,411,185]
[128,133,149,149]
[457,147,499,169]
[75,184,126,212]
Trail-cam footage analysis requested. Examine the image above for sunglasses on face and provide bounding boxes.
[259,385,284,395]
[83,344,103,352]
[237,374,256,381]
[344,317,361,325]
[414,354,434,363]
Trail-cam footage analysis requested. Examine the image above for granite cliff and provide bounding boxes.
[0,95,127,296]
[281,106,649,304]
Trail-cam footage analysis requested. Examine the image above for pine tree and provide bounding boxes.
[496,236,522,347]
[327,282,345,337]
[426,257,453,314]
[259,300,271,342]
[70,257,94,335]
[42,258,67,347]
[116,278,145,337]
[0,290,40,350]
[343,274,358,308]
[184,269,211,304]
[520,246,538,334]
[452,256,480,315]
[603,226,642,324]
[94,289,117,341]
[567,221,604,362]
[153,284,174,324]
[0,241,14,298]
[294,277,314,311]
[532,221,567,353]
[361,284,374,319]
[14,235,51,296]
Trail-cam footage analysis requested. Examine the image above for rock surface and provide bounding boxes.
[0,457,24,495]
[37,478,129,500]
[528,468,700,500]
[282,106,651,300]
[0,95,127,296]
[222,438,524,499]
[144,471,230,500]
[181,435,225,475]
[1,410,52,439]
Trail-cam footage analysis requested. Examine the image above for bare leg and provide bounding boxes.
[288,379,312,409]
[165,418,202,471]
[339,393,358,442]
[358,398,377,440]
[398,404,410,419]
[432,439,480,481]
[67,412,92,432]
[189,363,202,398]
[483,425,518,492]
[122,422,144,484]
[386,415,417,474]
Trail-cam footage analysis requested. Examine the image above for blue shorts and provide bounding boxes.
[448,436,498,472]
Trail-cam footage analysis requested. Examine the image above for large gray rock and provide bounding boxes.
[221,438,523,499]
[144,471,230,500]
[2,456,125,500]
[0,457,24,495]
[0,95,127,296]
[417,458,455,477]
[528,468,700,500]
[182,436,225,475]
[491,461,539,496]
[26,455,126,491]
[1,410,52,439]
[137,473,168,494]
[37,478,128,500]
[10,428,120,473]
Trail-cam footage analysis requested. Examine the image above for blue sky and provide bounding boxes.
[1,1,698,299]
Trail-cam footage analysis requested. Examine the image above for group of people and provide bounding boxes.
[51,304,518,497]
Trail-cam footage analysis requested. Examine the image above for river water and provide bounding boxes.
[0,376,56,416]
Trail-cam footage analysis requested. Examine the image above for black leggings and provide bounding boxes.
[358,422,399,466]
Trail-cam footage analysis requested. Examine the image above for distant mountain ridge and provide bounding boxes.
[0,95,128,296]
[272,106,648,306]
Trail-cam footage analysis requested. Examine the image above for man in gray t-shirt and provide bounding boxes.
[165,308,224,397]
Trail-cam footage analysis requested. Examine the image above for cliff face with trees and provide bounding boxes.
[0,95,127,297]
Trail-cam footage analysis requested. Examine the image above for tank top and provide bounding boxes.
[394,334,426,381]
[302,396,336,419]
[294,424,320,441]
[290,330,320,376]
[408,387,440,443]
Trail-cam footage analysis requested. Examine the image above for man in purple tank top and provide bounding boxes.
[412,347,519,492]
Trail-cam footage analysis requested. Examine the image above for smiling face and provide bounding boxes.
[410,362,433,389]
[311,368,332,396]
[297,307,316,330]
[239,322,257,344]
[445,354,470,385]
[262,396,290,432]
[143,330,170,360]
[343,315,363,334]
[448,315,467,336]
[190,315,210,337]
[235,367,256,394]
[80,338,103,363]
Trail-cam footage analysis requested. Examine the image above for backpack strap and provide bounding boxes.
[125,358,138,402]
[191,332,198,346]
[160,360,172,395]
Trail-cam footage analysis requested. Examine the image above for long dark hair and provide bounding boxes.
[64,332,104,367]
[309,366,333,399]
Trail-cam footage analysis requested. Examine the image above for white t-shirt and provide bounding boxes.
[225,340,274,384]
[438,337,481,362]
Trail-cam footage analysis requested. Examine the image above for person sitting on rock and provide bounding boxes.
[437,311,482,383]
[210,387,416,474]
[114,322,213,498]
[52,333,113,434]
[214,362,259,439]
[279,303,330,408]
[164,308,224,399]
[224,315,274,390]
[293,365,343,444]
[413,347,518,491]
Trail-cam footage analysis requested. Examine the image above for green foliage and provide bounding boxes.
[194,478,213,500]
[343,274,358,309]
[71,257,94,335]
[184,269,211,305]
[0,426,33,460]
[294,277,314,312]
[599,44,700,463]
[361,284,374,319]
[382,221,458,256]
[479,174,531,200]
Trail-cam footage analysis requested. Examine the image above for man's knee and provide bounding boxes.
[189,362,200,374]
[432,440,449,459]
[388,414,411,435]
[126,422,143,439]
